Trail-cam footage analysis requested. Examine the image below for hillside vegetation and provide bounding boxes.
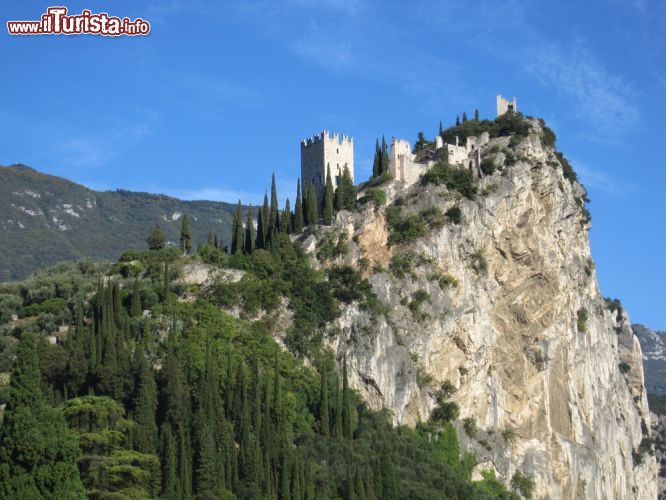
[0,165,238,282]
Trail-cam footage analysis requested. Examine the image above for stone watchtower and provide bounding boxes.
[496,95,517,116]
[300,131,354,201]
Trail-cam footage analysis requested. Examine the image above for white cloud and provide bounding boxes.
[571,158,633,195]
[523,41,639,141]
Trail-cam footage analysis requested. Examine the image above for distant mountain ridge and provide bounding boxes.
[634,323,666,395]
[0,164,238,281]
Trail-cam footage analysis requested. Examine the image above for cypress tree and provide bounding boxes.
[474,108,480,122]
[372,139,380,177]
[335,183,344,212]
[342,356,352,440]
[256,204,266,249]
[207,231,214,246]
[160,423,178,499]
[294,179,304,232]
[214,233,219,249]
[281,198,291,233]
[323,166,334,225]
[231,200,244,255]
[319,367,330,436]
[341,166,357,211]
[179,214,192,255]
[380,136,389,174]
[132,349,158,454]
[462,111,468,123]
[305,182,318,225]
[244,205,255,255]
[456,115,461,127]
[0,333,85,499]
[439,120,443,135]
[270,173,280,233]
[262,193,270,245]
[334,373,342,439]
[130,279,141,317]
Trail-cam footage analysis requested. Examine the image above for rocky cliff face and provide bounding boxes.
[300,120,658,499]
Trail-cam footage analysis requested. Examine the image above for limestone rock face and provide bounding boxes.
[311,121,658,499]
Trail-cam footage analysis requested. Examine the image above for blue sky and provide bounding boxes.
[1,0,665,329]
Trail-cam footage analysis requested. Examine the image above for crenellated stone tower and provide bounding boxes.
[301,131,354,201]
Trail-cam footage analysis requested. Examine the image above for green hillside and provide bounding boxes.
[0,165,238,281]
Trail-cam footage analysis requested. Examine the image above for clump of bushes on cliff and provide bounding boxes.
[385,205,426,245]
[577,308,589,333]
[439,112,530,144]
[423,162,477,198]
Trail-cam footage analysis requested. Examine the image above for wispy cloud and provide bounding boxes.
[572,158,633,195]
[158,186,265,204]
[523,41,639,142]
[55,122,153,170]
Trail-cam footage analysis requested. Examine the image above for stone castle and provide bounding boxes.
[300,96,517,196]
[301,131,354,201]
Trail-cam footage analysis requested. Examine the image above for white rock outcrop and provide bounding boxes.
[314,121,657,499]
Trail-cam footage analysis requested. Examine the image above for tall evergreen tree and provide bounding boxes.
[262,193,270,245]
[256,204,266,250]
[372,139,381,178]
[474,108,480,122]
[342,356,352,440]
[294,179,304,233]
[323,166,334,225]
[179,214,192,255]
[146,223,167,251]
[281,198,292,233]
[462,111,468,123]
[319,367,330,436]
[244,206,255,255]
[456,115,461,127]
[160,423,178,499]
[270,173,280,234]
[380,136,389,174]
[305,182,318,225]
[341,166,357,211]
[231,200,244,255]
[130,279,141,317]
[132,349,158,454]
[439,120,443,135]
[0,333,85,499]
[334,373,343,439]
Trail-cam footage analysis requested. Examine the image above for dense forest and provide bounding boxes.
[0,238,523,499]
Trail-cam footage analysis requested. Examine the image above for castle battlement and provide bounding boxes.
[301,131,354,148]
[301,130,354,201]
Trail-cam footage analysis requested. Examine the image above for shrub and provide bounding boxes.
[539,119,557,148]
[502,427,517,444]
[423,162,477,198]
[19,297,67,318]
[463,417,477,438]
[510,471,535,499]
[577,308,588,333]
[481,183,498,196]
[420,207,446,229]
[503,149,516,166]
[555,151,578,183]
[387,208,426,245]
[480,157,496,175]
[317,234,348,261]
[365,188,387,206]
[445,206,462,225]
[389,254,414,279]
[408,290,431,318]
[619,362,631,374]
[429,272,459,289]
[470,251,488,274]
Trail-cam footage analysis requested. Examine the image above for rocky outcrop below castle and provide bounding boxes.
[299,120,658,499]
